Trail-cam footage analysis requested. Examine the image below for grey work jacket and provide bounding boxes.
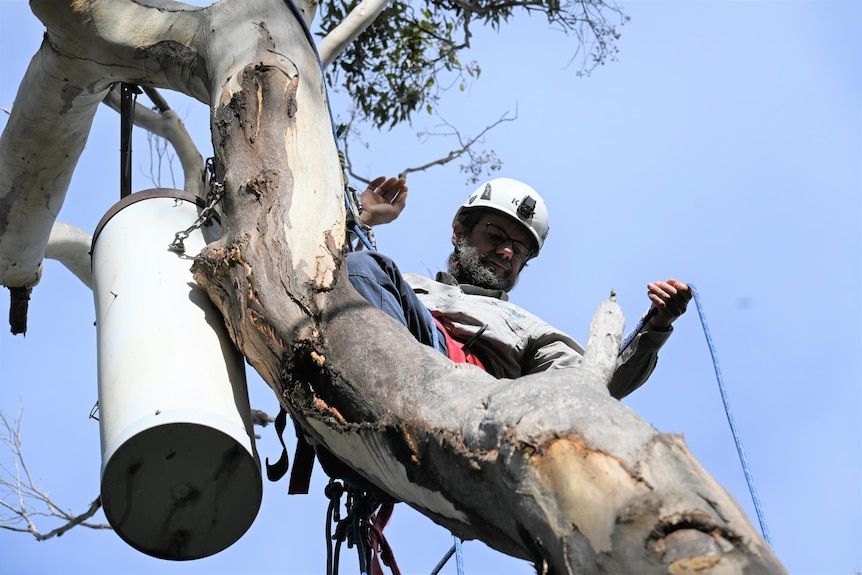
[404,272,671,399]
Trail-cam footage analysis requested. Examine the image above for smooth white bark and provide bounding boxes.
[317,0,391,68]
[44,223,93,288]
[0,40,106,287]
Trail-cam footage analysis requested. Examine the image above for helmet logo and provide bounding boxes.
[480,183,493,201]
[518,195,536,219]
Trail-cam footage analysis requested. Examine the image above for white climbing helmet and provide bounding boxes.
[453,177,550,255]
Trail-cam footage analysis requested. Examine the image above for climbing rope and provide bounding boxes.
[620,307,658,356]
[688,283,773,548]
[324,479,403,575]
[429,536,465,575]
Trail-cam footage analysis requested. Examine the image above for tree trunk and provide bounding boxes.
[0,1,786,573]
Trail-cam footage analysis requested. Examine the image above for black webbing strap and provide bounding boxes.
[288,419,317,494]
[264,406,317,494]
[265,407,290,481]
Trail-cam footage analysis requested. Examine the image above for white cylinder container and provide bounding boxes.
[92,189,262,560]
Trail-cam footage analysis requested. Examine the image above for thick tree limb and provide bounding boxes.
[0,38,106,289]
[0,0,210,290]
[44,222,93,289]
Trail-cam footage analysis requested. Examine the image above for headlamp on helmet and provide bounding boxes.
[453,178,550,257]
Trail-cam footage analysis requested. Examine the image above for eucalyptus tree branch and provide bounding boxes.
[344,108,516,185]
[318,0,390,68]
[0,409,111,541]
[402,109,516,181]
[44,222,93,289]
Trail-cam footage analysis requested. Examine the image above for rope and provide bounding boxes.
[429,536,465,575]
[619,307,658,356]
[689,283,773,548]
[454,537,464,575]
[325,480,407,575]
[429,546,455,575]
[326,481,345,575]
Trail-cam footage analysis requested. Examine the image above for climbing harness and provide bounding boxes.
[688,284,773,548]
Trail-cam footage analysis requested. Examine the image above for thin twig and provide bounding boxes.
[0,409,111,541]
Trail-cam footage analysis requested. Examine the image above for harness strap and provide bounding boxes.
[432,317,486,369]
[288,421,317,494]
[265,407,290,482]
[262,407,320,494]
[365,502,402,575]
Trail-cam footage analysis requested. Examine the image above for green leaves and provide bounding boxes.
[320,0,626,130]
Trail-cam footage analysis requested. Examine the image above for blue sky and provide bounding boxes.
[1,1,860,574]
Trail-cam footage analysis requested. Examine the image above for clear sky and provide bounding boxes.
[1,1,860,574]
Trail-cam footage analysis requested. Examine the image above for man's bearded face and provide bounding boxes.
[447,236,519,292]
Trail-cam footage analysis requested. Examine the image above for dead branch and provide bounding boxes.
[0,409,111,541]
[343,108,517,186]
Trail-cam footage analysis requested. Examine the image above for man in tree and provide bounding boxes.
[350,176,691,398]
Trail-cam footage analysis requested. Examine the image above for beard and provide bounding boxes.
[447,237,519,292]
